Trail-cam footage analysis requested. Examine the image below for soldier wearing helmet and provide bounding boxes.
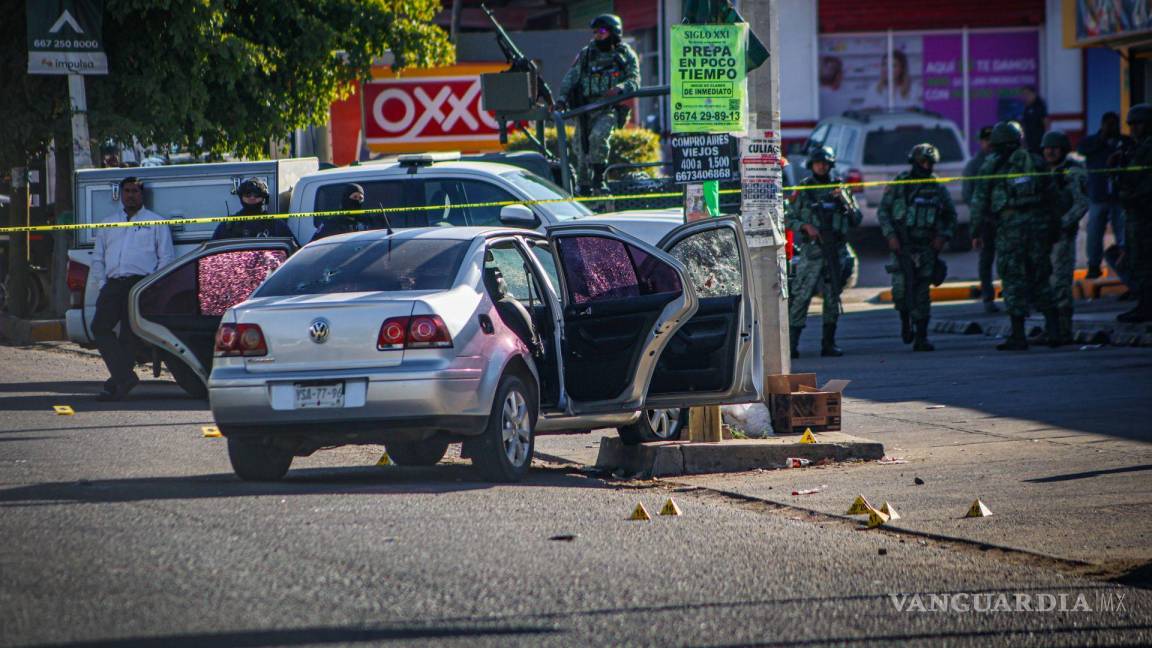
[212,177,296,243]
[1112,103,1152,322]
[1041,130,1089,344]
[556,13,640,195]
[877,143,958,352]
[969,120,1060,350]
[786,145,863,358]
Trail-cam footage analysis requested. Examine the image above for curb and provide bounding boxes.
[0,315,67,345]
[594,433,886,479]
[931,318,1152,347]
[875,282,999,304]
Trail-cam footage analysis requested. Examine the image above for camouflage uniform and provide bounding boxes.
[558,30,640,193]
[1046,155,1089,332]
[970,122,1059,349]
[877,161,957,350]
[787,170,862,356]
[1114,104,1152,323]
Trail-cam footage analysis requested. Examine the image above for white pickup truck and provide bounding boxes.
[67,154,686,406]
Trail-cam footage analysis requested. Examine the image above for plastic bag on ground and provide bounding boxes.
[721,403,774,438]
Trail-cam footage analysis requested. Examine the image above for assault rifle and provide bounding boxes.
[816,192,847,314]
[481,4,554,108]
[890,219,919,316]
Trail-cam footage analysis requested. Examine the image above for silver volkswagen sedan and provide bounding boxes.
[134,219,762,481]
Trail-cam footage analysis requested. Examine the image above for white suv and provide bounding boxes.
[797,110,971,237]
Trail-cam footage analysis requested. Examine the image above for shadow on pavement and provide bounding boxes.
[0,380,208,412]
[0,465,605,505]
[21,624,560,648]
[1024,464,1152,483]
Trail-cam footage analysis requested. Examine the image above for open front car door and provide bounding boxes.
[546,225,697,415]
[129,239,296,397]
[644,217,762,408]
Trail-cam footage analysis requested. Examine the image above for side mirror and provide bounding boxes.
[499,204,539,229]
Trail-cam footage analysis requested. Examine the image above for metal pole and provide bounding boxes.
[68,74,94,170]
[7,168,30,318]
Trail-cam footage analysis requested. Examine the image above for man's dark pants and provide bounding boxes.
[92,276,145,387]
[980,221,998,302]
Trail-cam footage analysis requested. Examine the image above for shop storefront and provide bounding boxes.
[1066,0,1152,131]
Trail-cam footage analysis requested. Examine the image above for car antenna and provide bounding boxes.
[376,202,395,235]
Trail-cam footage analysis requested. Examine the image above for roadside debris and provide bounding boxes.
[878,548,888,556]
[914,477,925,485]
[792,484,827,496]
[965,499,993,518]
[877,456,908,464]
[721,403,773,438]
[925,405,946,410]
[549,534,578,542]
[782,457,812,468]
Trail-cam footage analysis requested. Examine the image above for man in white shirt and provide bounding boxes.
[90,177,175,400]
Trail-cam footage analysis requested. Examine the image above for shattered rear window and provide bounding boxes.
[667,227,743,298]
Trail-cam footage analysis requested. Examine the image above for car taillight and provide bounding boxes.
[845,168,865,194]
[377,315,452,350]
[214,323,268,357]
[67,261,89,308]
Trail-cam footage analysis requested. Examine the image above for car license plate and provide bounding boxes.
[294,382,345,409]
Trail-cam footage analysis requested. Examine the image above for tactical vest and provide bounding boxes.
[990,149,1046,212]
[1050,159,1084,216]
[579,45,630,100]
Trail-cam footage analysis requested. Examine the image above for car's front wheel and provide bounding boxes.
[227,436,294,481]
[386,439,450,466]
[617,408,689,445]
[472,374,536,482]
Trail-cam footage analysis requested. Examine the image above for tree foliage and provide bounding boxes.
[0,0,455,168]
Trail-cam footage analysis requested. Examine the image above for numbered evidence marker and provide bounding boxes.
[659,498,683,517]
[53,405,75,416]
[629,502,652,521]
[879,502,902,521]
[376,451,393,467]
[201,426,222,438]
[799,428,817,444]
[965,499,993,518]
[846,495,873,515]
[866,506,891,529]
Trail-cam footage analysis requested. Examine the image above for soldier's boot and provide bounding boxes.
[996,316,1030,351]
[1032,309,1062,347]
[790,327,802,360]
[1058,308,1075,346]
[913,319,935,352]
[820,323,843,357]
[899,311,913,344]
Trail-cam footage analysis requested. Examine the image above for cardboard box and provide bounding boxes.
[765,374,850,434]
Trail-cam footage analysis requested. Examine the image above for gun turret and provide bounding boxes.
[480,4,553,107]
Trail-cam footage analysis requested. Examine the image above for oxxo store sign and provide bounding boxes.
[363,64,507,155]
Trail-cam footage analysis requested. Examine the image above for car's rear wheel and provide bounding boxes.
[386,439,450,466]
[617,408,688,445]
[227,436,294,481]
[472,374,536,482]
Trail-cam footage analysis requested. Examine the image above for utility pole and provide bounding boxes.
[7,167,31,318]
[740,0,790,380]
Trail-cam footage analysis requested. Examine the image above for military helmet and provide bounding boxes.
[1040,130,1071,151]
[989,121,1024,147]
[238,177,269,201]
[590,14,623,37]
[1127,103,1152,125]
[805,145,836,169]
[908,143,940,165]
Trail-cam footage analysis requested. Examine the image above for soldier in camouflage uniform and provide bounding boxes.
[787,146,862,358]
[878,143,957,352]
[556,14,640,196]
[970,121,1059,350]
[1113,104,1152,323]
[1041,131,1090,344]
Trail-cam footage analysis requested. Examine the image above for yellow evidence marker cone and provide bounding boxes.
[376,451,393,467]
[659,498,683,517]
[846,494,873,515]
[965,499,993,518]
[799,428,817,444]
[879,502,902,520]
[201,426,222,438]
[629,502,652,521]
[53,405,75,416]
[866,506,891,528]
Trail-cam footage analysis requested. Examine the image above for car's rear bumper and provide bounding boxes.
[209,367,489,440]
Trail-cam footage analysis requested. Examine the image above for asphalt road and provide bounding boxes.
[2,314,1151,646]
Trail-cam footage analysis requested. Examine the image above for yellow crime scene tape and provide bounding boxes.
[0,165,1147,235]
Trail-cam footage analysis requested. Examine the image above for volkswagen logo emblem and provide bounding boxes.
[308,318,330,344]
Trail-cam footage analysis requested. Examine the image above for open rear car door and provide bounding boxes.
[129,239,295,397]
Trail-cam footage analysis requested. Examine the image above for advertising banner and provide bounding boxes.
[669,133,738,184]
[1073,0,1152,44]
[671,24,748,134]
[26,0,108,75]
[363,64,507,155]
